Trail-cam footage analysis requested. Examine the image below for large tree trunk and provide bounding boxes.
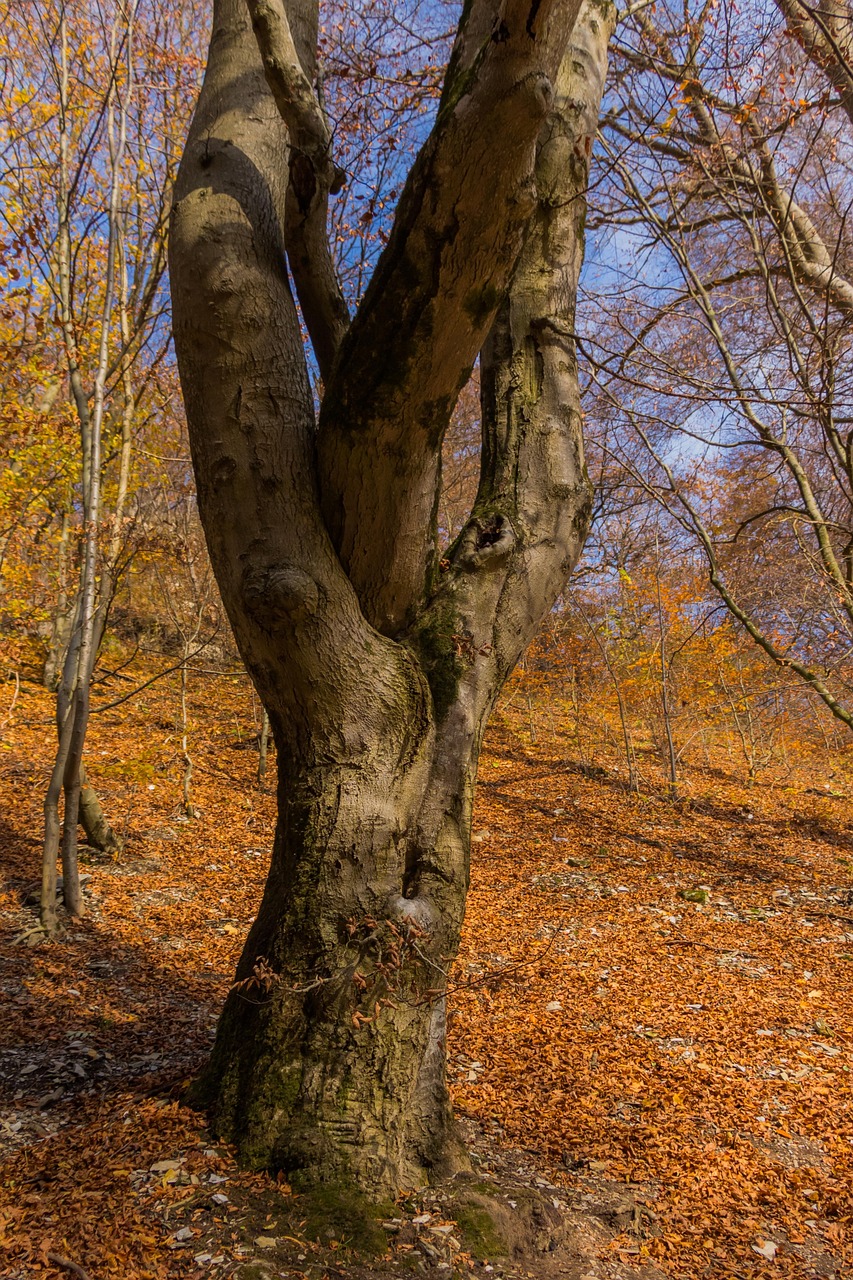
[171,0,614,1192]
[197,737,471,1186]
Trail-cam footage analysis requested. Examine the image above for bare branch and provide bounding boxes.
[774,0,853,128]
[245,0,348,377]
[317,0,585,636]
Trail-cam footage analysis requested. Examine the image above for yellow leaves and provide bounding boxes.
[659,105,679,134]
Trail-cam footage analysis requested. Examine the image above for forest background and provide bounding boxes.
[1,0,852,1278]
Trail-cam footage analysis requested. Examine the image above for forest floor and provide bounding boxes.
[0,653,851,1280]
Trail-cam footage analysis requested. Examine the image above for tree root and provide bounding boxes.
[46,1254,93,1280]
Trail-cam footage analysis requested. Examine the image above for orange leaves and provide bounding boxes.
[1,640,852,1278]
[450,705,853,1279]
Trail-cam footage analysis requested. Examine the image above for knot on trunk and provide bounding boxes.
[454,514,515,572]
[387,893,436,932]
[242,562,319,623]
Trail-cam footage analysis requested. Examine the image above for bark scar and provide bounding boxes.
[242,562,320,623]
[453,514,516,572]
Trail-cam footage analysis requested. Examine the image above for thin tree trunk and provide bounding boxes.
[654,540,678,799]
[41,700,76,932]
[257,708,270,790]
[41,3,135,927]
[526,689,537,744]
[180,656,194,818]
[43,503,73,692]
[61,698,85,917]
[574,598,638,792]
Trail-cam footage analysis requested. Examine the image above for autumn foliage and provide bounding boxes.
[1,0,853,1275]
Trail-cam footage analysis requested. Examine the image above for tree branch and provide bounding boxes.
[403,0,616,907]
[774,0,853,129]
[245,0,348,378]
[170,0,420,756]
[317,0,584,636]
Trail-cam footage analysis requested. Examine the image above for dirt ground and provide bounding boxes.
[0,661,851,1279]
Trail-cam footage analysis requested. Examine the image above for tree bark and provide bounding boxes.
[171,0,614,1191]
[79,765,121,853]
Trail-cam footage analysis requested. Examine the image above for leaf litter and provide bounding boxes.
[0,665,850,1279]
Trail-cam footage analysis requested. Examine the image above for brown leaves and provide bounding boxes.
[451,704,853,1278]
[1,655,851,1277]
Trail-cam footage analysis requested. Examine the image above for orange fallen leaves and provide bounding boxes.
[0,656,850,1278]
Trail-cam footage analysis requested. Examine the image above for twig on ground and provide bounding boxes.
[46,1254,93,1280]
[663,935,740,954]
[803,909,853,926]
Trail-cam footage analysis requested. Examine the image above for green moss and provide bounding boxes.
[437,0,479,119]
[463,1179,503,1197]
[198,1040,303,1171]
[452,1203,508,1259]
[463,282,501,329]
[294,1183,394,1255]
[407,602,467,722]
[576,202,587,244]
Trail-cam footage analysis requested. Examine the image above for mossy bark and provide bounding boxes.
[197,730,474,1190]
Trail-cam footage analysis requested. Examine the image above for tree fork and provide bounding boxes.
[171,0,614,1192]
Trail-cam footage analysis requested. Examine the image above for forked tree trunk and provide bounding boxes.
[171,0,614,1191]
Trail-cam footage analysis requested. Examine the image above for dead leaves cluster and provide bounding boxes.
[0,660,851,1278]
[453,715,853,1279]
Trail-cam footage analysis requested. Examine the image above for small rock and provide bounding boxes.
[546,1000,563,1012]
[254,1236,277,1249]
[151,1159,183,1173]
[174,1226,193,1242]
[752,1240,777,1260]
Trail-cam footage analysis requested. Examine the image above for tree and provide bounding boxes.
[169,0,615,1190]
[583,0,853,735]
[1,0,204,927]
